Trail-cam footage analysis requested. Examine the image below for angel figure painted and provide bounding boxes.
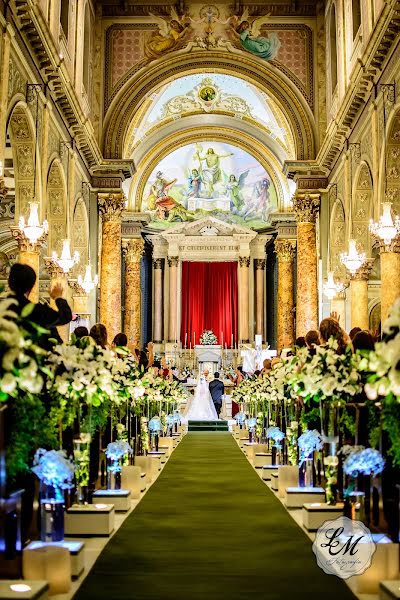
[146,8,190,57]
[230,11,280,61]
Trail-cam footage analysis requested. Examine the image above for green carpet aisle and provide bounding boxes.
[74,433,357,600]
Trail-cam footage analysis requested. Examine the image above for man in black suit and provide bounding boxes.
[209,372,224,418]
[8,263,72,349]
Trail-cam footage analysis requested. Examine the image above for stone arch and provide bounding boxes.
[129,126,291,212]
[102,52,316,162]
[47,159,67,255]
[329,197,347,277]
[352,161,373,254]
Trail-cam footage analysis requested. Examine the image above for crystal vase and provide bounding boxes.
[106,458,122,490]
[40,483,65,542]
[320,402,339,454]
[73,437,90,505]
[299,457,314,488]
[344,491,365,522]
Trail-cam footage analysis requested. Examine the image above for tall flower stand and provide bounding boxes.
[320,401,340,505]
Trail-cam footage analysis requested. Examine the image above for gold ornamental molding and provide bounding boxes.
[103,51,315,162]
[132,125,287,211]
[274,239,296,261]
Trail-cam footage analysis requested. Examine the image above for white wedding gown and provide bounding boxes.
[185,376,219,421]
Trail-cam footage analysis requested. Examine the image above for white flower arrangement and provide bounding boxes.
[32,448,75,489]
[343,447,385,477]
[105,440,133,462]
[0,297,48,400]
[266,426,285,448]
[199,330,218,345]
[148,416,163,432]
[297,429,323,463]
[362,299,400,401]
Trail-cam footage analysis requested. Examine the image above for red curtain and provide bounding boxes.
[180,262,238,347]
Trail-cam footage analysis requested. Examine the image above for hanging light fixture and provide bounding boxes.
[340,239,366,275]
[323,271,347,300]
[52,239,80,273]
[78,263,98,293]
[369,202,400,246]
[18,202,48,244]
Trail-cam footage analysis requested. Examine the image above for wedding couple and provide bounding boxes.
[185,370,224,421]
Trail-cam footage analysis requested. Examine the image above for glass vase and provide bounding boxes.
[320,402,339,454]
[300,458,314,488]
[40,483,65,542]
[76,484,89,505]
[106,458,122,490]
[344,491,365,522]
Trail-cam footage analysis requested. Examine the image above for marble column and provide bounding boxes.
[239,256,250,343]
[10,228,47,302]
[98,193,124,344]
[254,259,266,338]
[330,291,346,330]
[350,260,374,330]
[379,238,400,325]
[293,194,320,337]
[275,239,296,351]
[168,256,179,342]
[153,258,164,343]
[122,238,144,350]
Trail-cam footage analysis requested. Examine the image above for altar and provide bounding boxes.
[195,344,222,374]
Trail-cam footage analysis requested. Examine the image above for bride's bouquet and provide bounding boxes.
[200,330,218,345]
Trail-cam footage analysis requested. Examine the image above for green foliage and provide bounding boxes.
[339,409,356,439]
[366,400,381,449]
[382,397,400,467]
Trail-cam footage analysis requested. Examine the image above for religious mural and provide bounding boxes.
[141,142,277,230]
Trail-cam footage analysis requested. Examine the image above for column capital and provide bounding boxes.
[43,257,66,279]
[153,258,164,269]
[122,238,144,263]
[10,226,47,253]
[168,256,179,267]
[378,236,400,254]
[292,194,320,223]
[239,256,250,267]
[351,258,375,280]
[254,258,266,270]
[68,280,87,297]
[275,239,296,261]
[98,193,125,222]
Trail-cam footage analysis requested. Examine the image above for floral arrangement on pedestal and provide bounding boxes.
[105,440,133,489]
[266,426,285,449]
[343,447,385,479]
[199,330,218,345]
[286,421,298,466]
[297,429,323,489]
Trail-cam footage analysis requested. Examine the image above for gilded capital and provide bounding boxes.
[68,280,88,297]
[44,257,66,279]
[168,256,179,267]
[10,226,47,253]
[275,239,296,262]
[98,193,125,222]
[292,194,320,223]
[239,256,250,268]
[351,258,375,281]
[153,258,164,270]
[378,235,400,254]
[122,238,144,263]
[254,258,266,270]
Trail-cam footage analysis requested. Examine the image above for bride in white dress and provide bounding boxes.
[185,371,219,421]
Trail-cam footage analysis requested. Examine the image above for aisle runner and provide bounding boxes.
[74,434,357,600]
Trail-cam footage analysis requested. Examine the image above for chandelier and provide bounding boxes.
[78,263,98,293]
[369,202,400,246]
[18,202,48,244]
[323,271,346,300]
[340,239,366,275]
[52,239,80,273]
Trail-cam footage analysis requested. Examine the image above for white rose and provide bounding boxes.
[2,373,16,394]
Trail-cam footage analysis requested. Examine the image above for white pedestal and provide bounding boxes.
[278,466,299,498]
[254,453,272,468]
[0,581,49,600]
[121,465,144,499]
[302,503,344,531]
[25,540,84,580]
[92,489,131,512]
[380,580,400,599]
[262,465,279,481]
[285,487,326,508]
[270,472,279,491]
[65,504,115,536]
[348,536,399,595]
[134,456,153,482]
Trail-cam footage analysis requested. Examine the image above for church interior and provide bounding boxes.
[1,0,400,598]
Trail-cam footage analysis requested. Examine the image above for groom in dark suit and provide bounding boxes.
[209,372,225,418]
